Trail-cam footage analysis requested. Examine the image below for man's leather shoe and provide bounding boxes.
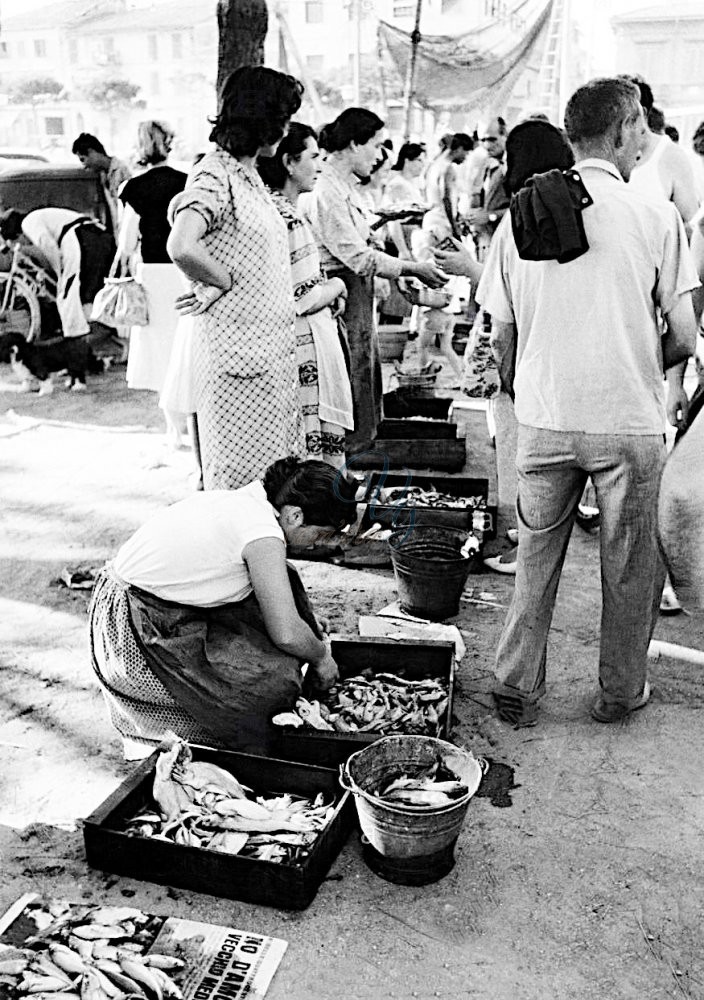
[590,680,651,723]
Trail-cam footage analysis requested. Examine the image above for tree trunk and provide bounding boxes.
[216,0,269,100]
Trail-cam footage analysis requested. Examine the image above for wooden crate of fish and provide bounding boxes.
[362,437,467,472]
[83,741,355,910]
[382,391,453,421]
[270,637,455,768]
[376,416,458,441]
[360,472,495,538]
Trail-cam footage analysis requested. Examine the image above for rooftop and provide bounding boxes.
[612,3,704,23]
[71,2,213,33]
[1,0,120,32]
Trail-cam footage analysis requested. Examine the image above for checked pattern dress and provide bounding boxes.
[170,150,304,489]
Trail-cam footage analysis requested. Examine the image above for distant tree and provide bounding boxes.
[83,77,142,148]
[216,0,268,101]
[84,78,141,109]
[10,77,64,103]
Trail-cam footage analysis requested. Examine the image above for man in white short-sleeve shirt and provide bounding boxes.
[476,77,699,727]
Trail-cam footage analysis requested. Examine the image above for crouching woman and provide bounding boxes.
[89,458,355,755]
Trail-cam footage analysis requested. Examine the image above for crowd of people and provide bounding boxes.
[2,62,702,752]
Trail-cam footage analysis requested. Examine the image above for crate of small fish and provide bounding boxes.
[270,637,455,768]
[360,472,495,538]
[382,391,454,422]
[83,739,355,910]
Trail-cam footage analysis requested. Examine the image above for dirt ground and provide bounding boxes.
[1,363,704,1000]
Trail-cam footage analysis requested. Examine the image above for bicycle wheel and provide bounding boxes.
[0,275,42,341]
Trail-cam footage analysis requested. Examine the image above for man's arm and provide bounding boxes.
[442,164,461,240]
[667,146,699,238]
[489,318,517,398]
[663,291,697,369]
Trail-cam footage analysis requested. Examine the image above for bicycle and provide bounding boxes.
[0,240,57,342]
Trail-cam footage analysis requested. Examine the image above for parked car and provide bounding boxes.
[0,161,111,232]
[0,149,49,165]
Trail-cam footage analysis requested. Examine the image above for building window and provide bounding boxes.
[68,38,78,62]
[634,41,666,86]
[0,42,7,58]
[147,34,158,59]
[306,54,324,73]
[102,35,115,55]
[34,39,47,58]
[392,2,415,17]
[172,32,183,59]
[682,40,704,81]
[44,117,65,136]
[17,40,26,57]
[305,1,324,24]
[150,72,160,95]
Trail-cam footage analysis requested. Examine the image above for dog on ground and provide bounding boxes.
[0,331,105,394]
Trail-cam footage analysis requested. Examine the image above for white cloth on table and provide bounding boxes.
[126,261,181,393]
[113,481,284,608]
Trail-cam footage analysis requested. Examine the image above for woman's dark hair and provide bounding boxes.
[257,122,317,190]
[323,108,384,153]
[318,123,333,152]
[263,457,358,528]
[210,66,304,158]
[393,142,424,171]
[0,209,27,241]
[505,119,575,195]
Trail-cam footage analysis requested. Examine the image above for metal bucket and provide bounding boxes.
[340,736,484,885]
[388,526,476,620]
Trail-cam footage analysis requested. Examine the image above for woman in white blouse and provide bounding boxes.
[89,457,356,756]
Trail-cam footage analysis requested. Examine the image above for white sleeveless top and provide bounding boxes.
[629,135,670,201]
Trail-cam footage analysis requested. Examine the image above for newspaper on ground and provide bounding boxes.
[0,894,287,1000]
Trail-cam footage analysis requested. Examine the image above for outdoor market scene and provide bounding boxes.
[1,0,704,998]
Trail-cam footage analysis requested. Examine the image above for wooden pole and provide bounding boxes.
[401,0,423,141]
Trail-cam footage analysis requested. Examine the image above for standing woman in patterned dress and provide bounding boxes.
[306,108,448,457]
[258,123,354,469]
[167,67,305,489]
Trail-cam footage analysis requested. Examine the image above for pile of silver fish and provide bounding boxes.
[122,737,334,865]
[0,905,184,1000]
[381,486,485,510]
[372,750,482,809]
[273,673,449,737]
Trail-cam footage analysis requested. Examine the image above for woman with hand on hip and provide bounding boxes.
[259,123,354,470]
[118,120,187,445]
[167,66,305,489]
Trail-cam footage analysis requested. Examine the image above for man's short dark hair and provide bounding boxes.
[647,106,665,134]
[450,132,473,152]
[664,124,679,143]
[72,132,106,156]
[564,78,641,146]
[693,121,704,156]
[618,74,654,114]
